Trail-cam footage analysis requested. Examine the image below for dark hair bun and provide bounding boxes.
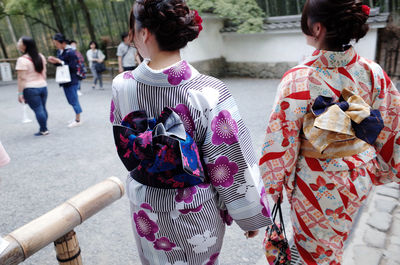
[301,0,369,49]
[133,0,200,51]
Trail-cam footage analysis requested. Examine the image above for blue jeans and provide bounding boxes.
[90,65,103,88]
[63,84,82,114]
[23,87,48,132]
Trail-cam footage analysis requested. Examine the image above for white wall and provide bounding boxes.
[182,16,381,65]
[181,15,224,62]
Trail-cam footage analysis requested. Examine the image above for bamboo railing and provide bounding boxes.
[0,177,125,265]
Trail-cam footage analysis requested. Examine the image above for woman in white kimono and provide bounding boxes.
[260,0,400,264]
[110,1,271,264]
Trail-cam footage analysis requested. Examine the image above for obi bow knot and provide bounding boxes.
[113,107,206,189]
[303,88,384,155]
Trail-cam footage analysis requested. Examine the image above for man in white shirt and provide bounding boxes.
[117,32,139,73]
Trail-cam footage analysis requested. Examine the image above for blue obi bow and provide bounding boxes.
[113,108,206,189]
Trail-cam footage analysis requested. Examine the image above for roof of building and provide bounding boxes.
[223,8,389,33]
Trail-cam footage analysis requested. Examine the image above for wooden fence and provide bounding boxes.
[0,177,124,265]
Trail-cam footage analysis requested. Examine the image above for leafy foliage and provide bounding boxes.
[187,0,265,33]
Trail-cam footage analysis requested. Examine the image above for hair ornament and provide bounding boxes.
[361,5,370,16]
[193,10,203,37]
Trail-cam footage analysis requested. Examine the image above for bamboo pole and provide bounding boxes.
[54,230,82,265]
[0,177,124,265]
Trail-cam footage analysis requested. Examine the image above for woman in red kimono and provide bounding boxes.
[260,0,400,264]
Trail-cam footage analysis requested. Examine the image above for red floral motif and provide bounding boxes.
[293,198,328,230]
[309,176,336,191]
[325,206,352,223]
[310,246,333,259]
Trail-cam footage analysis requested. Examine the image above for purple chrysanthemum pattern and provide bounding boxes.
[153,237,176,251]
[123,71,134,79]
[110,100,115,123]
[163,61,192,85]
[207,156,238,188]
[260,187,271,217]
[173,104,195,137]
[133,210,159,241]
[179,205,203,214]
[175,187,197,204]
[211,110,239,146]
[219,210,233,226]
[140,203,153,211]
[204,252,220,265]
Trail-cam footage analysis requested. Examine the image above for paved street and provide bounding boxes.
[0,78,282,265]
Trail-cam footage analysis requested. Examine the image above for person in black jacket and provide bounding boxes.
[48,33,83,128]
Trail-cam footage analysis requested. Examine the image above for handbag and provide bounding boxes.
[55,65,71,84]
[94,50,106,73]
[263,198,291,265]
[94,62,106,73]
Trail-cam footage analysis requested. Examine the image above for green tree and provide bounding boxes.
[187,0,265,33]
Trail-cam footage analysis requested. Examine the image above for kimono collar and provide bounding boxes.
[303,46,359,69]
[128,59,200,87]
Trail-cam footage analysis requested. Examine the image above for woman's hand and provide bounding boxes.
[244,230,259,239]
[18,94,24,103]
[48,56,61,64]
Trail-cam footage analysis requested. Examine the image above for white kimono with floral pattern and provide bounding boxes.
[111,59,271,265]
[260,47,400,265]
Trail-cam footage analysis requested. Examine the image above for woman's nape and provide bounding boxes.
[301,0,369,51]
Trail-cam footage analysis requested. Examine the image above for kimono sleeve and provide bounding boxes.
[370,69,400,184]
[259,71,310,202]
[201,85,271,231]
[110,75,124,125]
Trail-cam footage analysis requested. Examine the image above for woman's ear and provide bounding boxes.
[312,22,324,40]
[141,28,151,44]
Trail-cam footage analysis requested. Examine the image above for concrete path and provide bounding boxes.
[343,183,400,265]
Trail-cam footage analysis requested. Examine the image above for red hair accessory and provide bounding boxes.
[193,10,203,36]
[362,5,370,16]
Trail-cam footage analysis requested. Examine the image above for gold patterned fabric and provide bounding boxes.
[301,88,384,158]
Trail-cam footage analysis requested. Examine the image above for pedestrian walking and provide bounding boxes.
[117,32,139,72]
[16,36,49,136]
[48,33,83,128]
[70,40,86,96]
[259,1,400,264]
[0,141,10,167]
[110,1,271,264]
[86,41,105,90]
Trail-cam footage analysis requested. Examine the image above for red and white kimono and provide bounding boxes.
[260,47,400,265]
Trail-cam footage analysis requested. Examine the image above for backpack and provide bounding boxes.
[75,50,87,80]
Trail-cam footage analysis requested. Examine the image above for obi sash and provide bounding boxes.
[113,108,206,189]
[301,88,384,159]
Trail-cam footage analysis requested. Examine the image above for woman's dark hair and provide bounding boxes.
[88,41,98,49]
[21,36,43,73]
[130,0,201,51]
[301,0,369,50]
[121,32,129,41]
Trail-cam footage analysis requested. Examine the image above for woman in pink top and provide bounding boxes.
[0,142,10,167]
[16,36,49,136]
